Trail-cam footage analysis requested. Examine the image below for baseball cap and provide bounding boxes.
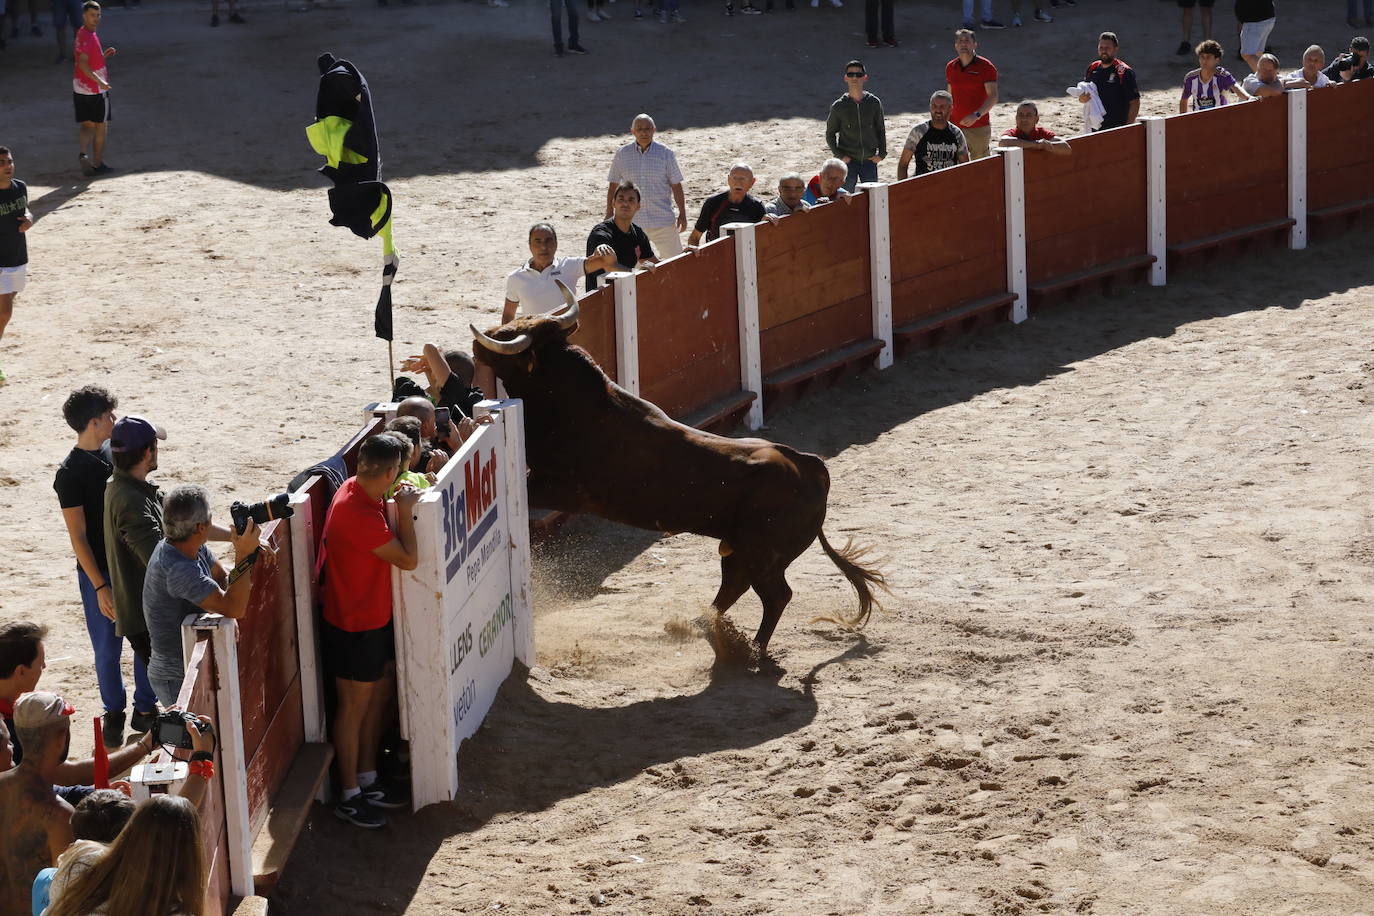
[13,692,76,731]
[110,415,167,454]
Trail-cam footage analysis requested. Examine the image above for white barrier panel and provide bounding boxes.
[393,399,533,810]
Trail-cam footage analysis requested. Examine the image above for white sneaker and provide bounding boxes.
[828,0,842,6]
[599,7,612,16]
[809,0,818,7]
[588,9,602,19]
[1010,12,1021,25]
[1034,9,1052,21]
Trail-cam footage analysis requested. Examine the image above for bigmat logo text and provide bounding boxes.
[440,447,500,583]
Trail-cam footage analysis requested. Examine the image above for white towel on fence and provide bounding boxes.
[1069,82,1105,132]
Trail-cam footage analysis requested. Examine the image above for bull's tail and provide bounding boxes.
[811,530,890,632]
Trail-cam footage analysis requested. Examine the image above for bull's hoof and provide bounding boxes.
[695,612,762,669]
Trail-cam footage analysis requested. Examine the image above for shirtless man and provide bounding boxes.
[0,693,77,916]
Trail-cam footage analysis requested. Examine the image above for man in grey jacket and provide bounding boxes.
[824,59,886,192]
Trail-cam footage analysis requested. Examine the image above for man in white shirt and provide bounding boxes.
[605,114,688,258]
[502,223,619,323]
[1283,45,1332,89]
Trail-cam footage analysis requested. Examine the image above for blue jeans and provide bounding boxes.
[1349,0,1373,18]
[78,567,158,714]
[549,0,579,50]
[844,158,878,192]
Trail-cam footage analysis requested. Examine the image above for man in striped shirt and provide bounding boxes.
[606,114,688,257]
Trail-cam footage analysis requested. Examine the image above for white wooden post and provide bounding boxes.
[723,223,763,429]
[1287,89,1308,251]
[1143,116,1168,286]
[485,400,535,666]
[196,615,254,898]
[1002,147,1028,323]
[859,182,893,369]
[287,488,326,744]
[605,271,640,396]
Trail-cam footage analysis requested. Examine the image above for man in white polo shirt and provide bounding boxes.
[501,222,619,323]
[605,114,688,258]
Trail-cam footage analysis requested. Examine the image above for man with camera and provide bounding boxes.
[141,485,261,706]
[320,433,420,828]
[1324,36,1374,82]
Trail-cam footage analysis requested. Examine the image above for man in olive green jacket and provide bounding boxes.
[825,59,887,192]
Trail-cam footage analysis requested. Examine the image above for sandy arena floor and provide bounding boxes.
[1,0,1371,912]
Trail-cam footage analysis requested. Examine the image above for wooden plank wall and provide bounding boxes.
[756,194,872,375]
[636,238,743,418]
[173,637,231,916]
[568,285,619,384]
[1024,124,1149,283]
[236,517,304,837]
[1165,99,1289,245]
[889,157,1007,327]
[1307,80,1374,212]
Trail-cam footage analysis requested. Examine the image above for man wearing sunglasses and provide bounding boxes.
[825,60,887,192]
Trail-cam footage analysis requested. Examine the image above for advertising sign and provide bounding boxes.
[393,400,533,810]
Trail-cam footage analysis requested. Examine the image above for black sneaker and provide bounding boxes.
[210,13,219,25]
[101,711,126,749]
[130,707,159,734]
[335,794,386,828]
[93,164,114,175]
[979,17,1004,29]
[362,777,409,810]
[229,11,245,22]
[1176,40,1191,56]
[567,43,589,54]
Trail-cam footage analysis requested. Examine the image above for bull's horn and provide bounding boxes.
[471,324,532,355]
[551,281,580,330]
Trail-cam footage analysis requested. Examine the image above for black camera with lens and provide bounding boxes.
[155,710,215,750]
[230,493,293,534]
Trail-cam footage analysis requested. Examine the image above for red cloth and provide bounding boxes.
[945,55,998,128]
[1003,126,1058,141]
[321,478,396,632]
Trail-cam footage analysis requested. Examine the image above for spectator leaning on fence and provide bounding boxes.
[503,223,619,323]
[825,60,886,191]
[55,386,160,749]
[687,163,766,247]
[1080,32,1140,131]
[320,433,420,829]
[898,90,970,180]
[1243,53,1285,97]
[605,114,688,258]
[141,485,261,708]
[946,29,999,160]
[766,173,811,219]
[1180,40,1251,112]
[1235,0,1276,74]
[804,158,852,205]
[1323,36,1373,82]
[586,181,658,291]
[1284,46,1331,90]
[998,101,1071,156]
[398,344,486,420]
[382,417,436,498]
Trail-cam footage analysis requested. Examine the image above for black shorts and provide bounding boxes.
[321,619,395,683]
[73,92,111,124]
[1177,0,1216,7]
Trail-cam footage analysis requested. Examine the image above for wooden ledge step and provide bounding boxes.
[1167,218,1295,257]
[1309,195,1374,221]
[762,338,885,396]
[677,390,756,433]
[1029,253,1157,298]
[251,742,333,896]
[894,292,1018,341]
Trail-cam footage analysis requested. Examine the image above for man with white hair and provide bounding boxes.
[687,163,765,246]
[766,173,811,218]
[141,484,261,706]
[606,114,688,257]
[804,158,852,205]
[1283,45,1332,89]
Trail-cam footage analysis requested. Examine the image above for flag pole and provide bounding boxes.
[387,339,395,392]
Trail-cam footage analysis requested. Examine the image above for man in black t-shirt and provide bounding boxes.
[53,386,160,748]
[1325,36,1374,82]
[586,181,659,291]
[897,91,971,179]
[1081,32,1140,131]
[687,164,767,246]
[0,147,34,384]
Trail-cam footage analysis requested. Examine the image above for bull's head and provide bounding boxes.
[471,281,580,376]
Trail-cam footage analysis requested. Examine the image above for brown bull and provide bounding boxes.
[471,283,885,655]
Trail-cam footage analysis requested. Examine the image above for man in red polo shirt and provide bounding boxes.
[946,28,1000,160]
[997,101,1072,156]
[320,433,420,829]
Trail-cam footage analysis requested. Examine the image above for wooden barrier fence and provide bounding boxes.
[578,82,1374,430]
